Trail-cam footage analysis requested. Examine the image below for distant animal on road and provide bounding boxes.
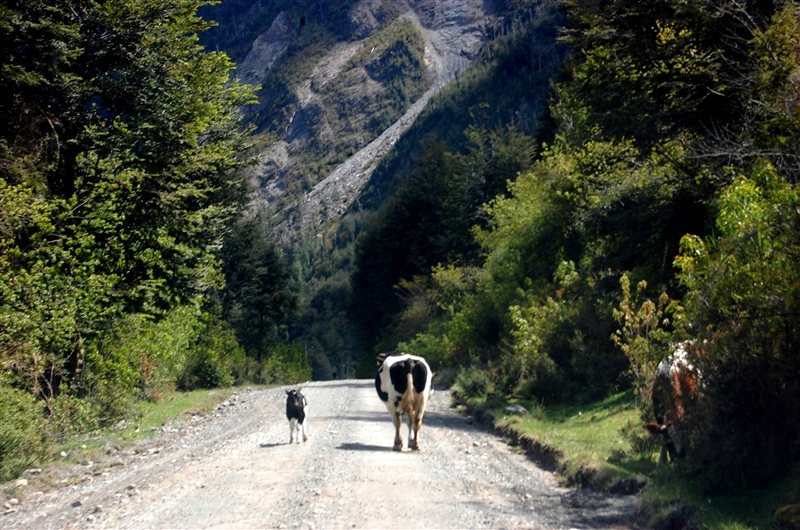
[286,389,309,444]
[645,342,701,466]
[375,352,433,451]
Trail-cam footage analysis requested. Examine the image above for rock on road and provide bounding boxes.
[3,380,639,529]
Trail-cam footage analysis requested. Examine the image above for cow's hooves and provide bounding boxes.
[409,444,419,451]
[392,444,402,452]
[303,436,309,442]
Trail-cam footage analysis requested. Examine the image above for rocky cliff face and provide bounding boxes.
[234,0,496,244]
[235,11,295,88]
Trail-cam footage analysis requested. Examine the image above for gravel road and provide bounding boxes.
[2,380,640,529]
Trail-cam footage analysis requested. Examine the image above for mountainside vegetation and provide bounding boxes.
[292,0,567,379]
[352,0,800,495]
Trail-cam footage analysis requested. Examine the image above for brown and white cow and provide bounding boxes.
[375,352,433,451]
[645,341,701,466]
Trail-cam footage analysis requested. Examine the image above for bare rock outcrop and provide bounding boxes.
[247,0,493,243]
[235,11,294,87]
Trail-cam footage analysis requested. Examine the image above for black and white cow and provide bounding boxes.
[375,352,433,451]
[285,389,309,444]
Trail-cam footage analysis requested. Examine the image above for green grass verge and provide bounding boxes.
[453,388,800,529]
[54,386,251,469]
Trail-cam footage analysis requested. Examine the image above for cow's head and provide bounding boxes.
[645,420,686,462]
[375,351,402,366]
[286,388,304,404]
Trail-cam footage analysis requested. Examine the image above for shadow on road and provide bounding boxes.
[337,442,390,452]
[258,442,286,449]
[307,380,367,388]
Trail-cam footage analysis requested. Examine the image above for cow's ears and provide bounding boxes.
[644,423,663,434]
[285,389,291,395]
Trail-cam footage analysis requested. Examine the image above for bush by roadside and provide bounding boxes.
[0,386,48,483]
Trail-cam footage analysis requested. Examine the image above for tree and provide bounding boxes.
[0,0,255,403]
[221,211,295,359]
[675,166,800,489]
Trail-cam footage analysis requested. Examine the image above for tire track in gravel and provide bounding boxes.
[2,381,640,529]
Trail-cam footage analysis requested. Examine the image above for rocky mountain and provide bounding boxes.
[230,0,496,244]
[200,0,564,378]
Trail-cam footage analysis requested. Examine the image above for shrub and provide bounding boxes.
[261,342,312,385]
[45,393,100,443]
[103,307,201,399]
[0,385,47,482]
[453,367,494,399]
[177,314,243,390]
[619,417,658,458]
[675,169,800,490]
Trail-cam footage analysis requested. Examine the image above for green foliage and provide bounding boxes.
[674,167,800,490]
[0,0,255,413]
[504,285,566,398]
[101,306,201,401]
[0,385,47,482]
[351,128,538,354]
[611,274,684,404]
[453,367,495,399]
[743,2,800,181]
[261,342,312,385]
[558,0,748,148]
[221,211,296,359]
[177,315,244,391]
[618,417,659,458]
[46,393,101,442]
[102,306,250,395]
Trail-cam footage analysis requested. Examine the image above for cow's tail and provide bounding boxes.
[407,371,418,401]
[399,361,418,413]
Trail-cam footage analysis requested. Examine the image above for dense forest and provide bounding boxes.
[0,0,308,481]
[354,0,800,492]
[1,0,799,497]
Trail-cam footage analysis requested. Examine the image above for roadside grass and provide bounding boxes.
[52,386,252,473]
[458,390,650,483]
[453,388,799,529]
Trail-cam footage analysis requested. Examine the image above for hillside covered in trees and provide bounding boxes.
[0,0,308,481]
[1,0,799,499]
[352,0,800,492]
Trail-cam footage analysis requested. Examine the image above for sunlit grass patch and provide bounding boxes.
[492,391,653,483]
[455,386,800,529]
[54,386,251,465]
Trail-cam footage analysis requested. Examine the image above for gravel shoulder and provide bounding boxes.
[2,380,640,529]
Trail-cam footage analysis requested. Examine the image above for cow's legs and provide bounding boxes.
[656,445,668,466]
[289,418,297,444]
[407,408,418,450]
[300,420,309,442]
[393,411,403,451]
[408,402,426,451]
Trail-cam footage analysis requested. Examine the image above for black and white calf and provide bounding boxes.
[375,352,433,451]
[285,389,309,444]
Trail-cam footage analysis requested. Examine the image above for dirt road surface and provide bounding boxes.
[3,380,640,529]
